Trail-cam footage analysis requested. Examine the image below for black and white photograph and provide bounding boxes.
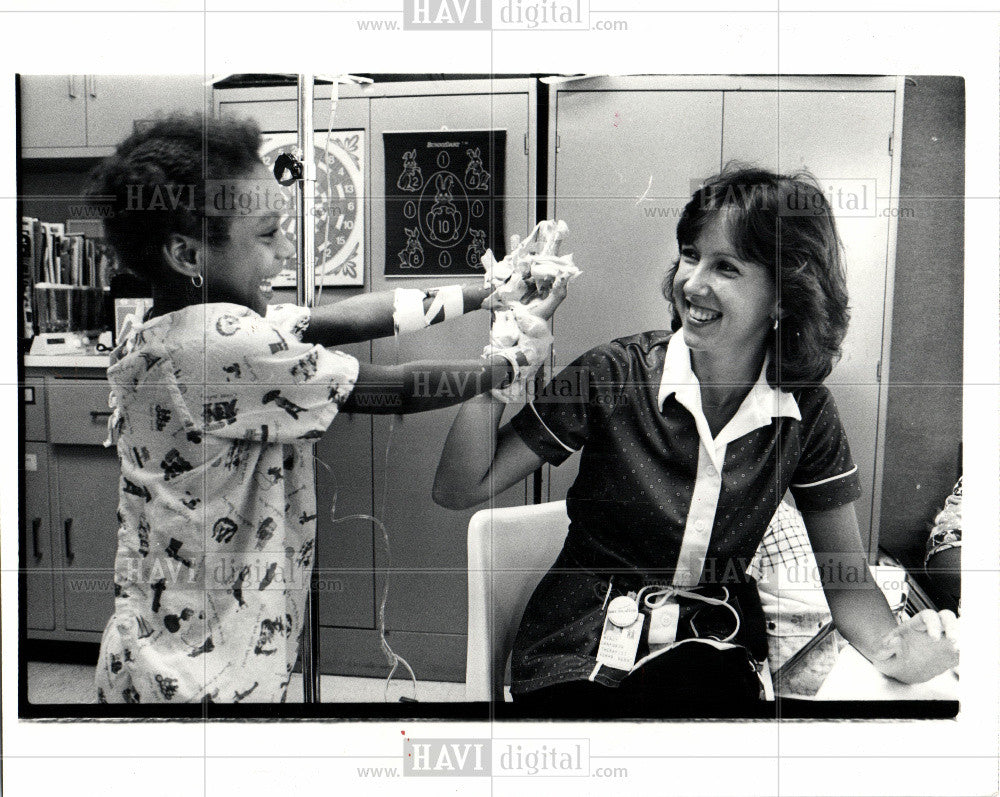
[2,3,998,797]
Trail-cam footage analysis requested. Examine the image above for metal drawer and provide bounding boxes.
[46,379,114,445]
[23,378,46,441]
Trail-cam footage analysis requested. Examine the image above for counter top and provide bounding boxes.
[815,644,959,701]
[24,354,110,370]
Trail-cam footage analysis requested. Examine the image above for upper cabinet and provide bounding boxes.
[20,74,206,157]
[19,75,87,149]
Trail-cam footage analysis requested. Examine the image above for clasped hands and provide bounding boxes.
[872,608,960,684]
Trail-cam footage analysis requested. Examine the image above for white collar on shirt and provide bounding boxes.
[657,332,801,459]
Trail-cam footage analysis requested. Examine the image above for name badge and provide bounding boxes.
[596,598,644,671]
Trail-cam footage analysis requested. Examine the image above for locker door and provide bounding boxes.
[548,88,725,501]
[315,341,377,630]
[56,446,120,632]
[370,90,532,637]
[24,443,55,631]
[722,90,897,551]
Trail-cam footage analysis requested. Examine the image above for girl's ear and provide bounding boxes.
[162,233,202,280]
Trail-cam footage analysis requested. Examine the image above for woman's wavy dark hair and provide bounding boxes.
[85,112,263,281]
[662,165,850,390]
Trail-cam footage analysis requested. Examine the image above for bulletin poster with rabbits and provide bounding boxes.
[383,130,506,277]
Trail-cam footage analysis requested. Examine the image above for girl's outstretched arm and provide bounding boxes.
[803,504,959,683]
[340,275,567,418]
[342,357,511,415]
[302,283,493,346]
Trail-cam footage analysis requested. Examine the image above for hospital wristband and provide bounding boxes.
[393,288,427,334]
[424,284,465,325]
[484,346,537,403]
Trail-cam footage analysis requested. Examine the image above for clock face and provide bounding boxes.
[260,131,365,287]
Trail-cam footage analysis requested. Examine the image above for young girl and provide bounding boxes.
[89,113,561,703]
[434,167,959,713]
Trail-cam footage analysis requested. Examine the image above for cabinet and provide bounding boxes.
[544,76,901,556]
[367,88,533,680]
[18,75,87,148]
[24,441,56,631]
[23,369,119,643]
[315,340,376,630]
[720,89,896,551]
[20,74,205,157]
[53,445,120,632]
[24,379,55,632]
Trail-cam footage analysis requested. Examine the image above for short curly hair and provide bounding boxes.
[662,166,850,390]
[86,112,263,281]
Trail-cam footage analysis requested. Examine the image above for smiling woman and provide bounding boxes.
[433,165,959,715]
[662,171,850,434]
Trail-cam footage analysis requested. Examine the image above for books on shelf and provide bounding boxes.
[21,215,116,338]
[21,217,114,290]
[19,217,35,337]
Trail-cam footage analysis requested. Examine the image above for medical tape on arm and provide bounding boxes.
[486,346,524,386]
[424,285,464,325]
[393,288,427,334]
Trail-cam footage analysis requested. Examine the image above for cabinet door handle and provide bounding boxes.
[90,410,113,421]
[67,75,78,99]
[88,75,97,98]
[31,518,42,561]
[64,518,74,564]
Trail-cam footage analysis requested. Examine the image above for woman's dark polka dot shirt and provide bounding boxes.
[507,330,861,693]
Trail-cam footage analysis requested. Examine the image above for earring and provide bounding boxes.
[191,273,204,288]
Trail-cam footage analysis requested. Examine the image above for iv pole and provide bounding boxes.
[289,72,373,703]
[294,73,321,703]
[284,71,371,703]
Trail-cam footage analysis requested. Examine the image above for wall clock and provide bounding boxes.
[260,131,365,287]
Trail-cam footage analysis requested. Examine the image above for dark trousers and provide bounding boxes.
[513,643,765,719]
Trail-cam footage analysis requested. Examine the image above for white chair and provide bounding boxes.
[465,501,570,702]
[463,501,787,703]
[464,500,777,702]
